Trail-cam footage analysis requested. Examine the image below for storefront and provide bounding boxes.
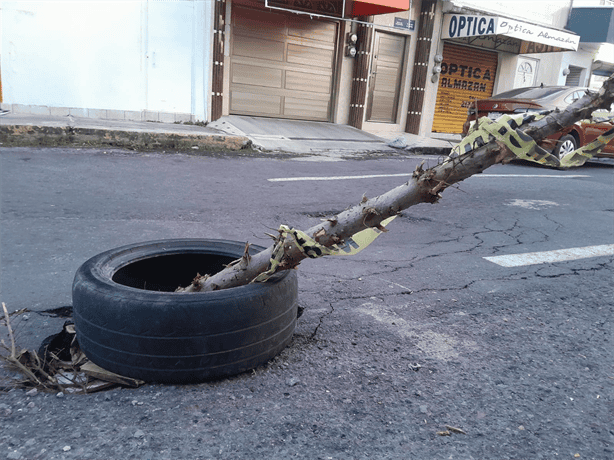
[214,0,416,130]
[431,13,580,134]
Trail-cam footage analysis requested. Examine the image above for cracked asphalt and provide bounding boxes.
[1,147,613,459]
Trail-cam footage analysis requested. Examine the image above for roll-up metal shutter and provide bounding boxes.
[565,66,583,87]
[229,6,337,122]
[432,43,498,133]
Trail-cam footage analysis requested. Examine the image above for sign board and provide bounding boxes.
[441,14,579,53]
[266,0,346,19]
[394,17,415,30]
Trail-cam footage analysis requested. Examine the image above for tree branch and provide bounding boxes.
[179,74,614,292]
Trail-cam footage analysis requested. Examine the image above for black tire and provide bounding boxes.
[553,134,577,159]
[72,239,298,383]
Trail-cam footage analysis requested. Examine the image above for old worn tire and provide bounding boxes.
[72,239,298,383]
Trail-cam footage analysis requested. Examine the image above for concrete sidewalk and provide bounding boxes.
[0,111,458,156]
[0,112,252,152]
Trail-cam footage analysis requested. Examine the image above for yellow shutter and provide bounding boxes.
[432,42,498,133]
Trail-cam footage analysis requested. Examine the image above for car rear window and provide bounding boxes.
[492,87,568,100]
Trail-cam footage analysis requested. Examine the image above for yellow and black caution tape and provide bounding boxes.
[255,115,612,283]
[253,216,396,283]
[560,123,614,168]
[330,216,396,256]
[455,113,613,168]
[453,113,559,167]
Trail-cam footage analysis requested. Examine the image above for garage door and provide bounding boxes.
[366,31,407,123]
[433,42,498,133]
[230,6,337,121]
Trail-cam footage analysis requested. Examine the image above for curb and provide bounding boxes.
[0,124,252,152]
[406,146,453,156]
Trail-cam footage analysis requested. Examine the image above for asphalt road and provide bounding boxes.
[1,147,613,460]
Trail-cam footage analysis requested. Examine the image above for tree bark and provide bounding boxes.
[180,75,614,293]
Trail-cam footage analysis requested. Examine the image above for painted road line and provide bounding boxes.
[484,244,614,267]
[268,173,413,182]
[268,173,590,182]
[478,174,589,178]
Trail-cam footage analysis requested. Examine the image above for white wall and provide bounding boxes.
[558,47,595,86]
[1,0,212,119]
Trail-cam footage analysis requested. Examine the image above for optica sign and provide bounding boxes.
[446,15,496,38]
[442,14,579,52]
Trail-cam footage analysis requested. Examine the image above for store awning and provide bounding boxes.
[592,43,614,76]
[441,14,579,54]
[349,0,410,17]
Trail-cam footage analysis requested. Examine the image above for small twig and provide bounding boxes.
[12,361,46,387]
[0,308,29,324]
[2,303,16,359]
[239,241,251,270]
[474,99,480,131]
[30,351,58,385]
[242,241,251,262]
[445,425,466,434]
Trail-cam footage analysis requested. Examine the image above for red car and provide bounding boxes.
[462,86,614,160]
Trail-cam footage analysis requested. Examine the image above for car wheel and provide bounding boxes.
[72,239,298,383]
[554,134,577,159]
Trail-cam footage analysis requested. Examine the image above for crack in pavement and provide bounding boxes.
[535,261,612,278]
[295,302,335,342]
[332,277,512,303]
[310,302,334,339]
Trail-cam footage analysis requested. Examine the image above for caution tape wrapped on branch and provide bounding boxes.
[254,113,613,284]
[253,217,396,283]
[453,112,614,168]
[452,112,559,167]
[559,124,614,168]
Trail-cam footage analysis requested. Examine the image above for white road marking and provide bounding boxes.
[478,174,589,178]
[507,199,559,209]
[268,173,413,182]
[484,244,614,267]
[268,173,590,182]
[358,303,477,361]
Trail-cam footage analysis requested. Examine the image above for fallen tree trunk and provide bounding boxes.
[180,75,614,293]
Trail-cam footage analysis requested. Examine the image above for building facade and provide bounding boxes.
[0,1,213,122]
[2,0,605,138]
[423,0,582,135]
[566,1,614,92]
